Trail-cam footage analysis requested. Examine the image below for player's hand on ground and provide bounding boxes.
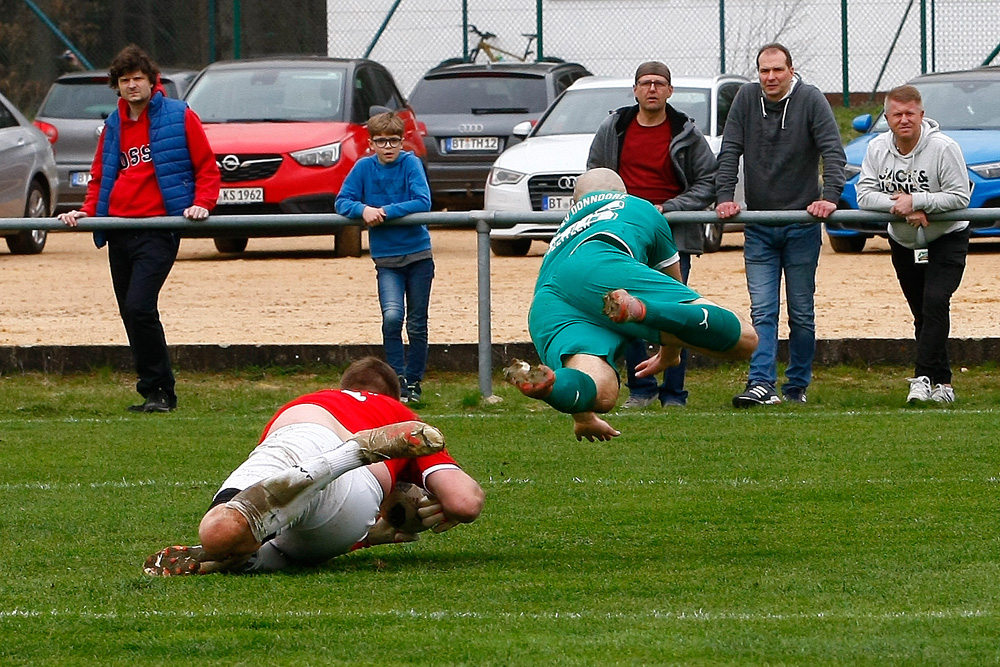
[635,346,681,377]
[415,495,461,533]
[366,516,420,546]
[572,412,620,442]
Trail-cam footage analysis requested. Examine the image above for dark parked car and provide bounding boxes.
[829,66,1000,252]
[33,69,197,212]
[408,60,591,209]
[0,89,58,254]
[182,57,427,254]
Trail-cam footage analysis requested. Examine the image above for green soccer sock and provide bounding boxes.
[642,302,741,352]
[544,367,598,414]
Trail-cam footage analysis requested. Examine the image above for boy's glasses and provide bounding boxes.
[372,137,403,148]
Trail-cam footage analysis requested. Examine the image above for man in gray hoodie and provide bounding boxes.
[856,85,970,404]
[716,43,846,408]
[587,61,718,409]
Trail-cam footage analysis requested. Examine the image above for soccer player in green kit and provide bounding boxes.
[505,168,757,441]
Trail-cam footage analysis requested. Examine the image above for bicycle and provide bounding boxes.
[467,24,536,63]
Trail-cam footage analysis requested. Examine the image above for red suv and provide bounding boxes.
[183,57,427,255]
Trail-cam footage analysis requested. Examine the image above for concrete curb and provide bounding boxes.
[1,339,999,374]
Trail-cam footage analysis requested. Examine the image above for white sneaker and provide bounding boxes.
[906,376,932,404]
[930,384,956,404]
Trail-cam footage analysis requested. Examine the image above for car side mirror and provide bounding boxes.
[512,120,532,138]
[852,114,873,133]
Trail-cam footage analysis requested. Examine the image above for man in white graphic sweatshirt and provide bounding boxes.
[857,84,971,405]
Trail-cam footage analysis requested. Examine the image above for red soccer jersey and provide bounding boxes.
[259,389,458,487]
[619,117,682,205]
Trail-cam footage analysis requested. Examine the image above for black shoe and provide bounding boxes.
[403,381,422,405]
[128,389,177,413]
[732,383,781,408]
[782,387,807,404]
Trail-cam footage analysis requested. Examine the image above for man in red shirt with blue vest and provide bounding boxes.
[59,44,220,413]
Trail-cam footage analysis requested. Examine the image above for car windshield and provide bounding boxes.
[185,67,347,122]
[532,87,636,136]
[410,75,548,114]
[872,77,1000,132]
[38,80,118,119]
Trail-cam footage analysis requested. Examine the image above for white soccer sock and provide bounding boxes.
[226,439,365,542]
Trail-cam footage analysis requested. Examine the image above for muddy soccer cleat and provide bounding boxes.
[503,359,555,399]
[602,289,647,324]
[354,420,445,463]
[144,545,216,576]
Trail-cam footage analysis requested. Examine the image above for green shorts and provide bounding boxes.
[529,240,705,368]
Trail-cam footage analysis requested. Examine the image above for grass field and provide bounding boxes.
[2,364,1000,665]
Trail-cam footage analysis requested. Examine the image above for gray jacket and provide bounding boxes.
[716,75,846,210]
[587,103,718,254]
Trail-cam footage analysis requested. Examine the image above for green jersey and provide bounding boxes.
[538,191,679,287]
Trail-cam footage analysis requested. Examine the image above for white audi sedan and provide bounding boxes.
[485,74,747,256]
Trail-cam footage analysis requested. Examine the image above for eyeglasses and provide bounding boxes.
[635,79,670,90]
[372,137,403,148]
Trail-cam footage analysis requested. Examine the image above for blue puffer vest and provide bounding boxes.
[93,92,195,247]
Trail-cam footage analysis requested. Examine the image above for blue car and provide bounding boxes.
[827,66,1000,253]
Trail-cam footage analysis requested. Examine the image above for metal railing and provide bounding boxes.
[3,207,998,396]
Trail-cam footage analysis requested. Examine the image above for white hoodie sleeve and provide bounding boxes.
[910,139,971,212]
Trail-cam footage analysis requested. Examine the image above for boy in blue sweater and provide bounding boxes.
[336,112,433,403]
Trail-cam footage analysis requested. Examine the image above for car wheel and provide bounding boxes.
[490,238,532,256]
[703,223,724,253]
[7,183,48,255]
[827,233,867,253]
[214,237,249,253]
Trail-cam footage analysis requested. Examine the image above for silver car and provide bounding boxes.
[0,90,58,254]
[33,70,196,213]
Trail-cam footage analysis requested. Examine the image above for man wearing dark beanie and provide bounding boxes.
[587,60,719,409]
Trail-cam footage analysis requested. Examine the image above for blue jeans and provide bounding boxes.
[376,258,434,383]
[742,223,821,393]
[625,252,691,405]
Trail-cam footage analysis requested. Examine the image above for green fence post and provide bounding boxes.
[718,0,726,74]
[234,0,241,59]
[841,0,849,107]
[536,0,543,61]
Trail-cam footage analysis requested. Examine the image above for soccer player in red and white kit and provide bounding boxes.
[144,357,485,575]
[58,44,221,414]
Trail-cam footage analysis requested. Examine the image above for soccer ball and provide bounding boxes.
[379,482,428,533]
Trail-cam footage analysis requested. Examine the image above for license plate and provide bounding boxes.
[542,195,573,211]
[69,171,92,187]
[445,136,499,152]
[217,187,264,204]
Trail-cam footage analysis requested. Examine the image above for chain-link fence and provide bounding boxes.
[347,0,999,99]
[1,0,997,116]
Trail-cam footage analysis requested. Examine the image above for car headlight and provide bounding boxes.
[489,167,525,186]
[291,142,341,167]
[844,164,861,180]
[969,161,1000,180]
